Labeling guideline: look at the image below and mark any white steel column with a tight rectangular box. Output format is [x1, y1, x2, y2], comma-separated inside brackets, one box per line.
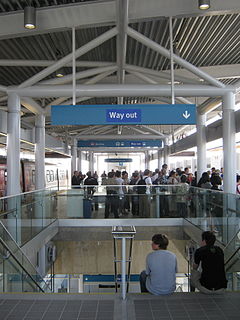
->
[169, 17, 175, 104]
[158, 150, 161, 169]
[196, 112, 207, 182]
[71, 139, 77, 174]
[72, 27, 76, 105]
[64, 142, 69, 155]
[145, 151, 149, 168]
[121, 237, 126, 300]
[222, 92, 236, 194]
[77, 150, 82, 172]
[163, 139, 169, 165]
[7, 93, 21, 195]
[89, 151, 94, 173]
[35, 114, 45, 190]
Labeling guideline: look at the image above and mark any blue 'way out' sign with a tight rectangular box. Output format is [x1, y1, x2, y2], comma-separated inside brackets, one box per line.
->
[51, 104, 196, 125]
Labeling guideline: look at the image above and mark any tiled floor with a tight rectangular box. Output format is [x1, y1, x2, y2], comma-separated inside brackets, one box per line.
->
[0, 298, 114, 320]
[132, 293, 240, 320]
[0, 292, 240, 320]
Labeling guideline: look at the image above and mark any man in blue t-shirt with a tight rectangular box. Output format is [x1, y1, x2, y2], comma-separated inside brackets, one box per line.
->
[140, 234, 177, 295]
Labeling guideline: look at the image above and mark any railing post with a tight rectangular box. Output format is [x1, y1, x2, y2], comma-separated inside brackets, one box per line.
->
[121, 237, 126, 300]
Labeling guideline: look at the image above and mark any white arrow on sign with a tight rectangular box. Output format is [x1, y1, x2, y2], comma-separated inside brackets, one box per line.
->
[182, 110, 190, 119]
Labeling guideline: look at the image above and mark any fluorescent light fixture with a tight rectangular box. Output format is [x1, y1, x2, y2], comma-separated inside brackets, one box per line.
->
[198, 0, 210, 10]
[24, 6, 36, 29]
[56, 69, 64, 77]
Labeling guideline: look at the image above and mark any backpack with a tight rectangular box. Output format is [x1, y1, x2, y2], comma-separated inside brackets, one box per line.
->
[137, 177, 148, 194]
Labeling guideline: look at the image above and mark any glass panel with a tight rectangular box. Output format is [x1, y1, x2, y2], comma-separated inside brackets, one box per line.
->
[49, 273, 189, 293]
[0, 189, 57, 247]
[0, 222, 51, 292]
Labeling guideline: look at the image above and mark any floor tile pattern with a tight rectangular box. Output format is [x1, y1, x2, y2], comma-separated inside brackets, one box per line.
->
[0, 299, 114, 320]
[1, 292, 240, 320]
[133, 294, 240, 320]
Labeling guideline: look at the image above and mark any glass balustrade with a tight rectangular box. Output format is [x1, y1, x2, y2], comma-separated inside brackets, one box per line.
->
[0, 188, 58, 246]
[0, 185, 240, 296]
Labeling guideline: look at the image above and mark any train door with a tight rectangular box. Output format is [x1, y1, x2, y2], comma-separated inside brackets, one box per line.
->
[0, 165, 6, 197]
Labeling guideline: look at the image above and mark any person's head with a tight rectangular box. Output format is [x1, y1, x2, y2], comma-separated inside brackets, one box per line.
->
[151, 234, 169, 250]
[122, 171, 128, 178]
[210, 174, 222, 186]
[132, 172, 139, 179]
[201, 172, 210, 183]
[184, 167, 189, 174]
[202, 231, 216, 247]
[180, 174, 187, 183]
[144, 169, 150, 176]
[115, 170, 121, 178]
[169, 170, 176, 178]
[73, 171, 78, 176]
[108, 171, 115, 178]
[162, 164, 168, 170]
[87, 171, 92, 178]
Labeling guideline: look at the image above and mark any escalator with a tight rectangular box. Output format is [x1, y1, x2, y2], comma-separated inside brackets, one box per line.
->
[0, 221, 52, 293]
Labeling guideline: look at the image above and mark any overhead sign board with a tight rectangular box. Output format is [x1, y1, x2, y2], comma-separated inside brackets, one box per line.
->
[51, 104, 196, 125]
[105, 158, 133, 163]
[77, 140, 163, 148]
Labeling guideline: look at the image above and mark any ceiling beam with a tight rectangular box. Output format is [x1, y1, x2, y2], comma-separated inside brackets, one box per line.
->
[116, 0, 128, 90]
[20, 97, 44, 115]
[0, 1, 239, 40]
[0, 60, 114, 68]
[39, 65, 117, 85]
[126, 64, 201, 85]
[8, 84, 233, 98]
[77, 134, 164, 140]
[18, 27, 118, 88]
[127, 27, 225, 88]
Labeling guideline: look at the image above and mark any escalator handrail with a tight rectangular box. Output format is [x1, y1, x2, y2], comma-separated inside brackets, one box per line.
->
[224, 246, 240, 269]
[0, 236, 45, 292]
[0, 221, 52, 292]
[224, 228, 240, 251]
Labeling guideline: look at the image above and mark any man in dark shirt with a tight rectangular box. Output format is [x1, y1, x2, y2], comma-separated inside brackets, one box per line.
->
[72, 171, 80, 186]
[191, 231, 227, 294]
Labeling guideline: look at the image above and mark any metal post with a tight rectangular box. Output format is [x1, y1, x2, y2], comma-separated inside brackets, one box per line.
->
[157, 150, 161, 169]
[164, 139, 169, 165]
[169, 17, 175, 104]
[196, 111, 207, 182]
[35, 114, 45, 190]
[89, 151, 94, 173]
[77, 150, 82, 172]
[71, 139, 77, 174]
[222, 91, 237, 243]
[72, 26, 76, 105]
[222, 92, 236, 194]
[122, 237, 126, 300]
[7, 93, 21, 196]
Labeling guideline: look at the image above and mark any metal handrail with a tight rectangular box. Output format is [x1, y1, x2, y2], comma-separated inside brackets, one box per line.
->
[112, 226, 136, 299]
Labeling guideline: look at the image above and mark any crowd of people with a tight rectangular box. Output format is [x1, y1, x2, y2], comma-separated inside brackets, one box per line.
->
[71, 165, 227, 219]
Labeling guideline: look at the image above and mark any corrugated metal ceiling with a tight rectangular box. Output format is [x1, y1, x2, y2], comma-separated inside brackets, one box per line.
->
[0, 1, 239, 140]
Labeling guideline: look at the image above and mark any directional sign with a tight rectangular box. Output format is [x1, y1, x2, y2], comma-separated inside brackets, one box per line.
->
[77, 140, 163, 148]
[105, 158, 133, 163]
[51, 104, 196, 125]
